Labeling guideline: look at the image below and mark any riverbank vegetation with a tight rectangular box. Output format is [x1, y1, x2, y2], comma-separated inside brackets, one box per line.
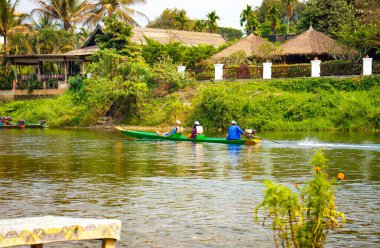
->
[1, 75, 379, 131]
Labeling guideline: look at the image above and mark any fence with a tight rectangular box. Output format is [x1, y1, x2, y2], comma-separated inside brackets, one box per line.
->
[183, 59, 377, 81]
[320, 62, 362, 76]
[272, 64, 310, 78]
[223, 66, 262, 79]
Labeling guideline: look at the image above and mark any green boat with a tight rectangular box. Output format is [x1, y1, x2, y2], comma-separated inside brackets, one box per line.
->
[115, 126, 260, 145]
[0, 117, 47, 129]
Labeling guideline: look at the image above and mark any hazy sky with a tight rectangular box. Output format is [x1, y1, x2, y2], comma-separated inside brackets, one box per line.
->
[16, 0, 263, 30]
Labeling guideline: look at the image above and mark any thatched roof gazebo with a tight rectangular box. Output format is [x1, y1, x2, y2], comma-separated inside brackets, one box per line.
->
[211, 33, 271, 60]
[279, 26, 346, 63]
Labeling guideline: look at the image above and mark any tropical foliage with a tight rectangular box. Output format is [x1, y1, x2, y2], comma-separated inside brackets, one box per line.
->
[84, 0, 148, 28]
[32, 0, 89, 31]
[0, 0, 29, 52]
[255, 149, 346, 248]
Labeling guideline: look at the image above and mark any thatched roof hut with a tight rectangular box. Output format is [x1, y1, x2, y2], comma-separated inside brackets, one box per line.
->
[211, 34, 271, 59]
[279, 26, 345, 59]
[65, 26, 225, 58]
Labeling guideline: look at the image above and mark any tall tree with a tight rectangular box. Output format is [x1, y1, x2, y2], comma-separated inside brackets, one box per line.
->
[85, 0, 148, 28]
[32, 13, 59, 30]
[174, 10, 188, 30]
[299, 0, 356, 36]
[0, 0, 29, 53]
[240, 5, 260, 35]
[32, 0, 89, 30]
[206, 10, 220, 33]
[282, 0, 297, 34]
[267, 6, 281, 35]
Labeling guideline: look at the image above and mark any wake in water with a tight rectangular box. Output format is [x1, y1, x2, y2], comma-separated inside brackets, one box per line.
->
[297, 137, 380, 151]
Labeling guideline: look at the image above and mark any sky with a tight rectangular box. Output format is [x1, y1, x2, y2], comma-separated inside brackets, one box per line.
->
[16, 0, 263, 30]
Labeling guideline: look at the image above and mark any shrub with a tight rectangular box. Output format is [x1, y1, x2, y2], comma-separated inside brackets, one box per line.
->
[255, 149, 346, 248]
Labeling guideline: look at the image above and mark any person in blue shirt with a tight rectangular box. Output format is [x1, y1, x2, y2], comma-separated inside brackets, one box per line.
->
[156, 120, 183, 137]
[227, 120, 244, 140]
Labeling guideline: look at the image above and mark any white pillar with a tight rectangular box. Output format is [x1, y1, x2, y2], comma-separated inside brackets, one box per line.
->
[263, 62, 272, 79]
[214, 64, 224, 81]
[177, 65, 186, 78]
[362, 57, 373, 76]
[311, 60, 321, 77]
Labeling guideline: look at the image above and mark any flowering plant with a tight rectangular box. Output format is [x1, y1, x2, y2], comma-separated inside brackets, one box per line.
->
[255, 149, 345, 248]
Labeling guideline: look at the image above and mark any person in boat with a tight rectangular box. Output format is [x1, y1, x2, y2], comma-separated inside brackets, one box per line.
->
[227, 120, 244, 140]
[157, 120, 184, 137]
[190, 121, 204, 139]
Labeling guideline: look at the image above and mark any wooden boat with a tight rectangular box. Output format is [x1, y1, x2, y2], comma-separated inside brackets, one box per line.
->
[0, 119, 47, 129]
[115, 126, 260, 145]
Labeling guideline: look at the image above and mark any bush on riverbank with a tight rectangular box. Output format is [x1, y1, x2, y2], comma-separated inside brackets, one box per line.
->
[0, 76, 379, 130]
[188, 76, 380, 131]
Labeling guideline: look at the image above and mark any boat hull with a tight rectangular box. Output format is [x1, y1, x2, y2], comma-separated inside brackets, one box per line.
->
[0, 124, 47, 129]
[115, 127, 260, 145]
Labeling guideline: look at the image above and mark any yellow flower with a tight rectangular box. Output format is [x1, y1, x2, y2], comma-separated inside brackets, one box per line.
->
[295, 184, 301, 190]
[337, 173, 345, 180]
[314, 166, 321, 172]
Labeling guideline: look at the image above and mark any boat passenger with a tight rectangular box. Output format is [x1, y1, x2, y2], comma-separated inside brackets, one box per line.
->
[190, 121, 204, 138]
[156, 120, 183, 137]
[227, 121, 244, 140]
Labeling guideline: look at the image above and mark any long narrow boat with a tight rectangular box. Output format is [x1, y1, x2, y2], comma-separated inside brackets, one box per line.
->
[115, 126, 260, 145]
[0, 122, 47, 129]
[0, 124, 47, 129]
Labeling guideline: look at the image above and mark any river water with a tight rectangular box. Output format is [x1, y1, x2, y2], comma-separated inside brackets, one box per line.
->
[0, 129, 379, 247]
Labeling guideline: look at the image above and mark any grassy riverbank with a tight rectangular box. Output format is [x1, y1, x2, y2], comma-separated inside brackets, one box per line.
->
[0, 76, 379, 131]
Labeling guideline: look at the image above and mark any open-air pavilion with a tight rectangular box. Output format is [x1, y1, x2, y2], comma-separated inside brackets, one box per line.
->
[6, 54, 83, 91]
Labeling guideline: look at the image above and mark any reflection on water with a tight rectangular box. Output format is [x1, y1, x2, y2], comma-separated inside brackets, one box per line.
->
[0, 129, 379, 247]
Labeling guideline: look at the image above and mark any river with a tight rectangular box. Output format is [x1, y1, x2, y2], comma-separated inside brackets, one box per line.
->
[0, 128, 379, 247]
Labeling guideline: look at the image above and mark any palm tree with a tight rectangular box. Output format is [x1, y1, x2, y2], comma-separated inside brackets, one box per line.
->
[240, 5, 259, 35]
[267, 6, 281, 36]
[193, 19, 206, 32]
[206, 10, 220, 33]
[32, 13, 59, 30]
[32, 0, 90, 31]
[0, 0, 29, 54]
[282, 0, 297, 34]
[84, 0, 148, 28]
[174, 10, 188, 30]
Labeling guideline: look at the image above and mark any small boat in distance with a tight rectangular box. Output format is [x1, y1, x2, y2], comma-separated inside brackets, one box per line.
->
[0, 117, 47, 129]
[115, 126, 260, 145]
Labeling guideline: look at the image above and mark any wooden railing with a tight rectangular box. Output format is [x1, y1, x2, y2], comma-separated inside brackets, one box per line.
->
[272, 64, 310, 78]
[373, 62, 380, 74]
[224, 66, 263, 79]
[320, 62, 362, 76]
[186, 68, 214, 81]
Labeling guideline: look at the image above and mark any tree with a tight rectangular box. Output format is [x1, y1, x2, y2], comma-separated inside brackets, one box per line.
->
[94, 16, 142, 60]
[282, 0, 297, 34]
[240, 5, 260, 35]
[0, 0, 29, 53]
[32, 0, 89, 31]
[84, 0, 148, 28]
[216, 27, 243, 41]
[206, 10, 220, 33]
[267, 6, 281, 36]
[31, 13, 59, 30]
[174, 10, 189, 30]
[298, 0, 356, 36]
[193, 19, 206, 32]
[147, 8, 183, 30]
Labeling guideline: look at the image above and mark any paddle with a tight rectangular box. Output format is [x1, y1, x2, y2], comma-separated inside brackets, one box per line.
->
[253, 136, 281, 144]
